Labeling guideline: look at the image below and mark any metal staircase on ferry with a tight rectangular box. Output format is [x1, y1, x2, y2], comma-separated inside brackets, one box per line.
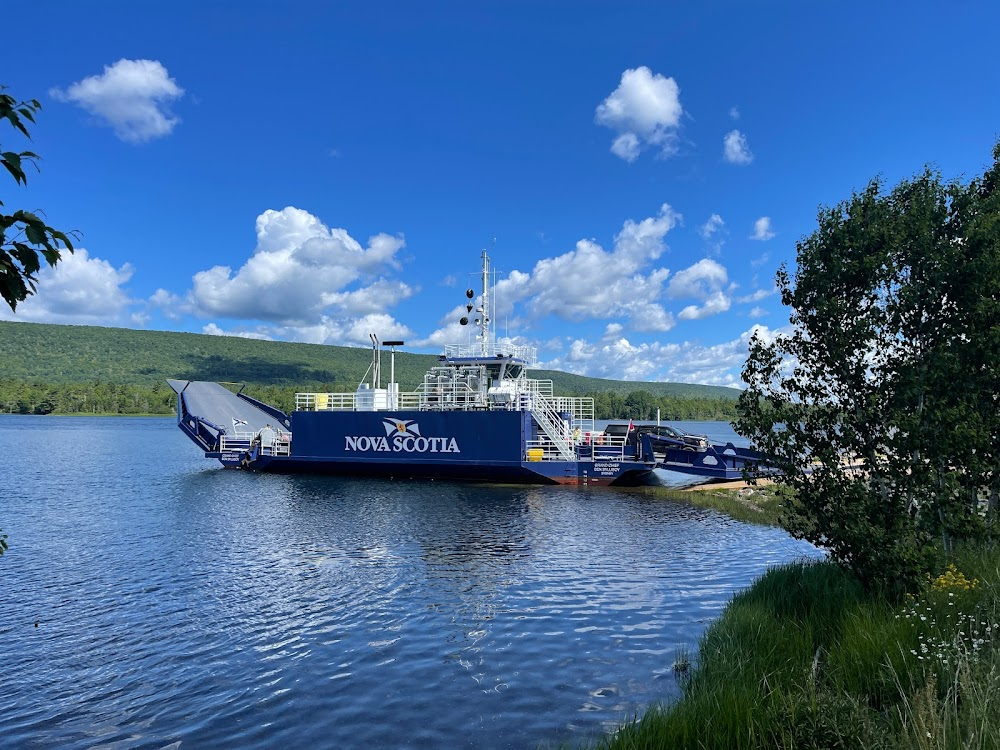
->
[529, 397, 576, 461]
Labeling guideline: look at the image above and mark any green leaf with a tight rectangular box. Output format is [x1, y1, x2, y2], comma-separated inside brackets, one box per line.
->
[49, 229, 76, 251]
[11, 243, 41, 275]
[5, 110, 29, 138]
[24, 222, 47, 245]
[2, 151, 21, 170]
[40, 248, 62, 265]
[13, 210, 41, 223]
[1, 157, 26, 185]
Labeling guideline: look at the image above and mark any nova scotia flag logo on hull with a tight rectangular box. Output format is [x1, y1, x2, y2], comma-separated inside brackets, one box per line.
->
[383, 419, 421, 437]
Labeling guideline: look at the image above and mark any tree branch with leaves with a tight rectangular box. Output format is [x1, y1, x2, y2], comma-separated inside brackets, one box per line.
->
[1, 85, 78, 312]
[736, 143, 1000, 593]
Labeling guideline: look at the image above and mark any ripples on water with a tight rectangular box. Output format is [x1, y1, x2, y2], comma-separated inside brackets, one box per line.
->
[0, 417, 818, 749]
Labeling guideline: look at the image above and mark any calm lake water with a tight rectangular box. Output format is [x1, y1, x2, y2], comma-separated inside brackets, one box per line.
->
[1, 417, 817, 749]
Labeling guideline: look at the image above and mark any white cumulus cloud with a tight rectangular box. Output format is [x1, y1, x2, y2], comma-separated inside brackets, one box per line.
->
[542, 324, 783, 387]
[699, 214, 725, 240]
[699, 213, 727, 255]
[595, 67, 683, 162]
[154, 207, 415, 346]
[668, 258, 728, 299]
[750, 216, 775, 240]
[498, 205, 679, 325]
[736, 287, 775, 304]
[0, 249, 134, 325]
[678, 291, 732, 320]
[51, 59, 184, 143]
[610, 132, 641, 162]
[268, 313, 413, 347]
[202, 323, 273, 340]
[321, 279, 415, 315]
[181, 206, 406, 324]
[668, 258, 733, 321]
[415, 205, 682, 347]
[723, 129, 753, 165]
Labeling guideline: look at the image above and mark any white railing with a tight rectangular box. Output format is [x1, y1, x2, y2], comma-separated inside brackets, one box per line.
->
[578, 433, 631, 460]
[523, 432, 631, 462]
[296, 391, 426, 411]
[220, 429, 292, 457]
[397, 392, 423, 409]
[525, 438, 575, 461]
[549, 395, 594, 436]
[416, 374, 487, 411]
[444, 341, 537, 365]
[293, 379, 595, 436]
[522, 378, 553, 397]
[296, 392, 357, 411]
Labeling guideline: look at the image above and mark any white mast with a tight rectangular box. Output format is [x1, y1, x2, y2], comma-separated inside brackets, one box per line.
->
[478, 248, 491, 355]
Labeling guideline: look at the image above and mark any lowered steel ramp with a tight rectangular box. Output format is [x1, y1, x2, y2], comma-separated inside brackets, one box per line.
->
[167, 380, 290, 453]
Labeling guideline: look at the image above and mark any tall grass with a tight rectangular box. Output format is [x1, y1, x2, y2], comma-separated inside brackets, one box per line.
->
[591, 545, 1000, 749]
[638, 483, 791, 527]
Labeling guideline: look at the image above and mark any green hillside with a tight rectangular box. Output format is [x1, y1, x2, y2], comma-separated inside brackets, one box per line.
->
[0, 320, 434, 389]
[0, 321, 740, 417]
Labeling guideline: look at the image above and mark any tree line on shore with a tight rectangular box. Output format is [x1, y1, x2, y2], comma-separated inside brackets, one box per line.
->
[0, 380, 175, 416]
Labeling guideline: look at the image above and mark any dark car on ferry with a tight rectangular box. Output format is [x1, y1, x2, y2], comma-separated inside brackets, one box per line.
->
[604, 423, 710, 451]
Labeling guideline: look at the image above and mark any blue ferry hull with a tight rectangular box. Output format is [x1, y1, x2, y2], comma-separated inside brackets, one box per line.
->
[236, 454, 653, 486]
[169, 380, 773, 485]
[213, 408, 654, 486]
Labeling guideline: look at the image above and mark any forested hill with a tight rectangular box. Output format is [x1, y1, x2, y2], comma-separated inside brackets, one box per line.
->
[0, 321, 435, 389]
[0, 321, 740, 416]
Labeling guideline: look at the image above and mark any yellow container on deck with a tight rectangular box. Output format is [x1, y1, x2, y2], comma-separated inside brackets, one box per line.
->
[527, 448, 544, 462]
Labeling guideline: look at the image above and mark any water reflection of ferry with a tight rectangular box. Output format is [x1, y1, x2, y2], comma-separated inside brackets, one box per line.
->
[169, 251, 767, 485]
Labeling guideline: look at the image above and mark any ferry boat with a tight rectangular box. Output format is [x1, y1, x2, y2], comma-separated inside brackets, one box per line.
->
[169, 250, 770, 485]
[169, 250, 660, 485]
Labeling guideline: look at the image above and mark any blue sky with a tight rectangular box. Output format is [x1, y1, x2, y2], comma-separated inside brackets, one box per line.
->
[4, 1, 998, 386]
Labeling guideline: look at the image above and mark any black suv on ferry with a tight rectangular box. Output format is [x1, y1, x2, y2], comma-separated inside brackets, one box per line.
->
[604, 423, 710, 451]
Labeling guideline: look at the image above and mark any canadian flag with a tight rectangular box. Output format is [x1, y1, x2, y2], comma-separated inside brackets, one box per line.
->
[628, 419, 634, 433]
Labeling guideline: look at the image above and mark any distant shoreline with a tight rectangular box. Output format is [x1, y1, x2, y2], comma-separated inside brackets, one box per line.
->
[0, 413, 173, 418]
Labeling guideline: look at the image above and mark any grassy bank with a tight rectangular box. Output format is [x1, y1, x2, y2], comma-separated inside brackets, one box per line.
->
[635, 482, 792, 527]
[591, 547, 1000, 749]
